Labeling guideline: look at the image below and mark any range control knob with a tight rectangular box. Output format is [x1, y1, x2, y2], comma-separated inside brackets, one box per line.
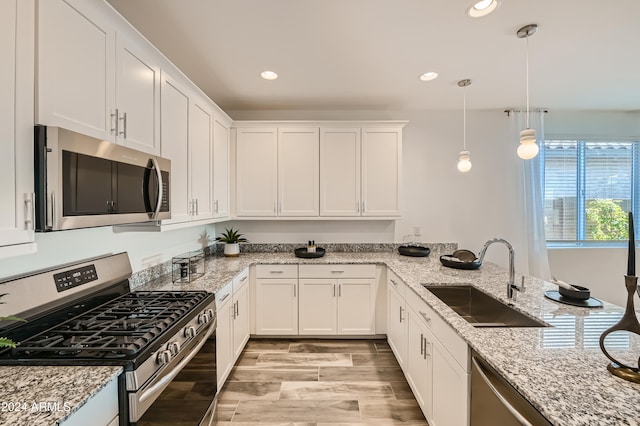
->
[167, 341, 181, 355]
[198, 313, 208, 324]
[156, 349, 172, 366]
[206, 308, 215, 320]
[184, 326, 196, 338]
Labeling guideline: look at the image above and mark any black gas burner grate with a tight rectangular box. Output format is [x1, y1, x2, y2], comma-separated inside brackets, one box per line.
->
[9, 291, 210, 359]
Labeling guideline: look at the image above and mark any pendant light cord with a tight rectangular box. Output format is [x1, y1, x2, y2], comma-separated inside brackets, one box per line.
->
[463, 86, 467, 150]
[526, 35, 530, 129]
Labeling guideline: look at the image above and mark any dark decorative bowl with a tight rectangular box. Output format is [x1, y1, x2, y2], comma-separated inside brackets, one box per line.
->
[439, 254, 482, 270]
[558, 284, 590, 300]
[294, 247, 326, 258]
[398, 245, 431, 257]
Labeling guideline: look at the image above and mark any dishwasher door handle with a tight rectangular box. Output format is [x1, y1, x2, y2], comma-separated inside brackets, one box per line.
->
[471, 356, 534, 426]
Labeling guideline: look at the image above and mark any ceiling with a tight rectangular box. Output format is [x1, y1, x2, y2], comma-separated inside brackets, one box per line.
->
[107, 0, 640, 112]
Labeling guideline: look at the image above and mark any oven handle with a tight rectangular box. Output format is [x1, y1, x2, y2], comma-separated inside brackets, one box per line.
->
[139, 317, 216, 404]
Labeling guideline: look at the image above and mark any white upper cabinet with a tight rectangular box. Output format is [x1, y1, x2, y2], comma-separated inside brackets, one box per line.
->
[320, 128, 361, 216]
[160, 73, 214, 224]
[189, 97, 213, 221]
[213, 118, 231, 219]
[36, 0, 160, 154]
[114, 31, 160, 154]
[361, 128, 402, 216]
[0, 0, 36, 257]
[233, 122, 405, 220]
[235, 128, 278, 216]
[278, 128, 319, 216]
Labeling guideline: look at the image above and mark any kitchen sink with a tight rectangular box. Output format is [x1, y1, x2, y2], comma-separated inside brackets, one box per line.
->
[422, 285, 548, 328]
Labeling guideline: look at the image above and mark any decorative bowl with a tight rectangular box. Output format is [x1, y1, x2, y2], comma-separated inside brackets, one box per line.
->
[558, 284, 591, 300]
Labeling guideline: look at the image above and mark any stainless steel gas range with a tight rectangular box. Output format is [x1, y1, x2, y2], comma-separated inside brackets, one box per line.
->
[0, 253, 217, 425]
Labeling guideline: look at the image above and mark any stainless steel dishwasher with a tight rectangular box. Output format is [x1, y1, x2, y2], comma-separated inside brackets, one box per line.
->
[471, 350, 552, 426]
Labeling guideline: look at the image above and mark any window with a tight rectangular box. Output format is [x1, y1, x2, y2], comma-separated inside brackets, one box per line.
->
[543, 140, 639, 244]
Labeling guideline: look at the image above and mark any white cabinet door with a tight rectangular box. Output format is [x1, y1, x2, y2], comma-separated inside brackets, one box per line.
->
[216, 295, 233, 390]
[406, 308, 433, 422]
[387, 285, 407, 369]
[432, 340, 469, 426]
[361, 128, 402, 216]
[337, 278, 376, 335]
[232, 279, 250, 359]
[0, 0, 35, 256]
[160, 73, 190, 224]
[115, 32, 160, 154]
[213, 118, 230, 219]
[37, 0, 115, 140]
[255, 278, 298, 335]
[298, 279, 337, 335]
[278, 128, 319, 216]
[189, 98, 213, 220]
[319, 128, 361, 216]
[236, 128, 278, 216]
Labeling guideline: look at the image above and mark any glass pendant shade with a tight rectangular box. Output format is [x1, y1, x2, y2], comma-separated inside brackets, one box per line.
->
[457, 150, 472, 172]
[517, 128, 539, 159]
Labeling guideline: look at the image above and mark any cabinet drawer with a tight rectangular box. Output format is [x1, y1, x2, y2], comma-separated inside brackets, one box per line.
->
[255, 264, 298, 278]
[233, 267, 249, 291]
[216, 280, 233, 308]
[387, 268, 405, 299]
[406, 288, 469, 372]
[299, 264, 375, 279]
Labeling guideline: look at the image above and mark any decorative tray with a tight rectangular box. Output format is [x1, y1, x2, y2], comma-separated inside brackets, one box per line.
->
[544, 291, 603, 308]
[398, 245, 431, 257]
[294, 247, 326, 258]
[439, 254, 482, 270]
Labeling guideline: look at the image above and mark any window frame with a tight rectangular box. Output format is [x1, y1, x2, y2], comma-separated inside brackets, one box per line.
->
[542, 138, 640, 247]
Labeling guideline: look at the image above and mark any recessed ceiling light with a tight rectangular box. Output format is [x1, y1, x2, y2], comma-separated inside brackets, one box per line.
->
[260, 70, 278, 80]
[467, 0, 499, 17]
[419, 71, 438, 81]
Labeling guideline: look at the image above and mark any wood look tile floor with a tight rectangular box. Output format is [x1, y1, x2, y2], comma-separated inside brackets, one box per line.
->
[216, 339, 429, 425]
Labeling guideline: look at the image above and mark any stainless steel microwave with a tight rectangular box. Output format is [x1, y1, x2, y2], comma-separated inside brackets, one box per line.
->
[34, 126, 171, 231]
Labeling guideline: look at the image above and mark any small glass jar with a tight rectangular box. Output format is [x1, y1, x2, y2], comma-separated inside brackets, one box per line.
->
[172, 250, 205, 283]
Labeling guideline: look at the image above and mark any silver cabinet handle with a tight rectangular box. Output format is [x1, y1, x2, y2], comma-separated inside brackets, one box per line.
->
[338, 284, 341, 297]
[333, 284, 336, 297]
[419, 311, 431, 323]
[399, 306, 404, 323]
[330, 270, 344, 273]
[390, 279, 398, 287]
[214, 200, 219, 214]
[270, 270, 284, 274]
[119, 111, 127, 139]
[240, 276, 248, 282]
[234, 300, 239, 319]
[111, 108, 119, 135]
[420, 333, 424, 355]
[24, 193, 35, 230]
[423, 338, 430, 359]
[195, 198, 198, 216]
[218, 293, 230, 303]
[293, 284, 296, 298]
[356, 201, 360, 212]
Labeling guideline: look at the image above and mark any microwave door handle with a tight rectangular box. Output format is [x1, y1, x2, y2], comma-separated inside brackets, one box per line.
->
[149, 158, 163, 219]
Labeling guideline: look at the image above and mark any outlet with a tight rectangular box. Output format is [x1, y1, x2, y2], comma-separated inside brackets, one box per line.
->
[413, 226, 422, 237]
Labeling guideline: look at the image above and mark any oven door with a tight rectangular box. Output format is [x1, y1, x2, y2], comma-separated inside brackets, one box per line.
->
[129, 317, 217, 425]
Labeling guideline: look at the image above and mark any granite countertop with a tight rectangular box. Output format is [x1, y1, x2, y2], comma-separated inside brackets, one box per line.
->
[0, 365, 121, 426]
[4, 250, 637, 426]
[139, 251, 640, 426]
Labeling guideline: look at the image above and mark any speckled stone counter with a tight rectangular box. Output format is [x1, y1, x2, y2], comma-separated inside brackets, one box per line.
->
[137, 251, 640, 426]
[0, 365, 121, 426]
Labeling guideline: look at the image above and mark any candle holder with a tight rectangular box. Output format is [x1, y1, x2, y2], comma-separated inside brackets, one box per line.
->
[598, 275, 640, 384]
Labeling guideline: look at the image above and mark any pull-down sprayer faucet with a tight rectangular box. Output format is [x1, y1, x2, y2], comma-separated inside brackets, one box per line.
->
[478, 238, 521, 300]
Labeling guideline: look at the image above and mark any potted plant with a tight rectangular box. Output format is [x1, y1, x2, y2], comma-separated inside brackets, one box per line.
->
[0, 293, 25, 348]
[215, 228, 248, 257]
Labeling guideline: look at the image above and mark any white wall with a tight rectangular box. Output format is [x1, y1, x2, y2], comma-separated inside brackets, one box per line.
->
[0, 224, 216, 279]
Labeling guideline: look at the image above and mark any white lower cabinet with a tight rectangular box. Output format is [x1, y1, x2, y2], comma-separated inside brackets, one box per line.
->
[388, 268, 470, 426]
[216, 268, 250, 389]
[387, 272, 407, 369]
[298, 265, 376, 336]
[254, 265, 299, 335]
[406, 307, 433, 417]
[60, 376, 118, 426]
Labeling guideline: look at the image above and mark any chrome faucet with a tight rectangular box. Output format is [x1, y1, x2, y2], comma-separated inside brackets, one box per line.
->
[478, 238, 521, 300]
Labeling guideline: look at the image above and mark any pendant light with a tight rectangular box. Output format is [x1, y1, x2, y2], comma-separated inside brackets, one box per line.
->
[516, 24, 539, 160]
[457, 79, 472, 173]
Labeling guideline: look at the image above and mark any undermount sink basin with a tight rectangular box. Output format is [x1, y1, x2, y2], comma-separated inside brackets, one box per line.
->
[422, 285, 548, 328]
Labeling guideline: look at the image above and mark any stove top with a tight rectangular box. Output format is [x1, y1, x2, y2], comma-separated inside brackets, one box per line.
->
[7, 291, 211, 360]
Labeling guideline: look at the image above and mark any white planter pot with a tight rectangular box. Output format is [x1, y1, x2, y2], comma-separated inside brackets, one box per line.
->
[224, 243, 240, 257]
